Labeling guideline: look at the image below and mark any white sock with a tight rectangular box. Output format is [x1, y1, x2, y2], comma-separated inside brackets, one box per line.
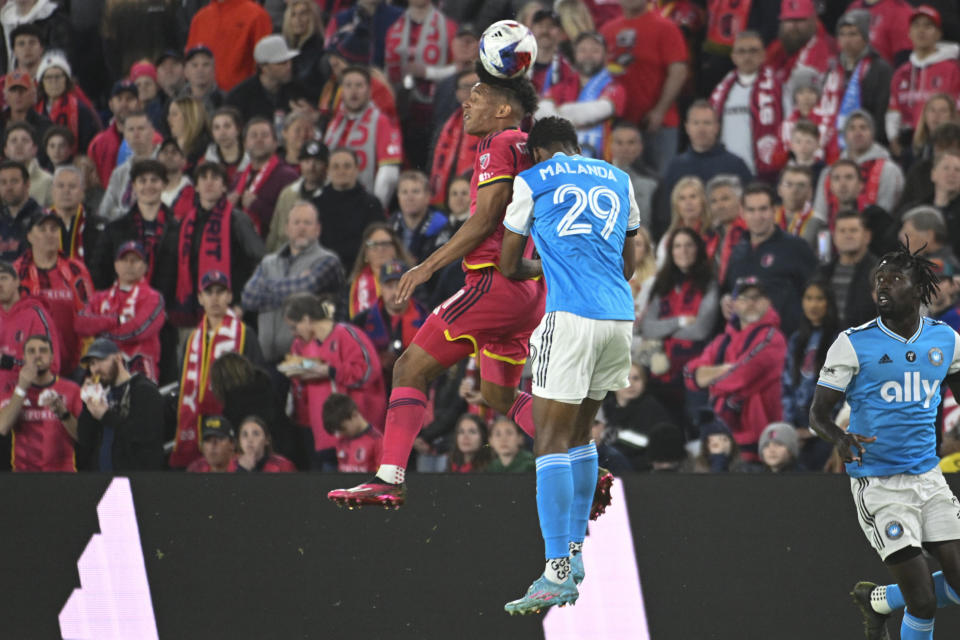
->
[569, 541, 583, 556]
[871, 585, 893, 615]
[376, 464, 405, 484]
[544, 557, 571, 584]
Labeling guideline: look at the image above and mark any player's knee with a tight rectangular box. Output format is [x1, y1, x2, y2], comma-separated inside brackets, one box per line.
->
[391, 351, 419, 388]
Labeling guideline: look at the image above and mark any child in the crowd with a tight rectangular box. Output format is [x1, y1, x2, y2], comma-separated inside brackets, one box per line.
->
[487, 417, 534, 472]
[692, 412, 744, 473]
[322, 393, 383, 474]
[787, 119, 827, 186]
[756, 422, 804, 473]
[234, 416, 296, 472]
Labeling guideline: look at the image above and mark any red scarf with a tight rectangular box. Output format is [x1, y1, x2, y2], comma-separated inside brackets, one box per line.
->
[131, 205, 169, 283]
[710, 66, 783, 176]
[429, 106, 479, 206]
[40, 93, 80, 154]
[656, 280, 707, 381]
[174, 197, 232, 320]
[349, 265, 379, 317]
[816, 57, 873, 163]
[704, 0, 752, 52]
[716, 217, 748, 285]
[232, 154, 280, 235]
[171, 310, 246, 468]
[824, 158, 884, 229]
[56, 206, 86, 260]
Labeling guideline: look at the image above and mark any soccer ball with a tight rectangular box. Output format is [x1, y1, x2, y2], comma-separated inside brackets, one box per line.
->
[479, 20, 538, 79]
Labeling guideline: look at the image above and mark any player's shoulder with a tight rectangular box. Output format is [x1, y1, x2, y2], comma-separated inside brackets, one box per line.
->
[921, 316, 960, 341]
[844, 319, 879, 337]
[482, 127, 527, 151]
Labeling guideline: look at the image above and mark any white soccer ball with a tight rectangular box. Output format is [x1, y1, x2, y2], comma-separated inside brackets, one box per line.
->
[479, 20, 538, 79]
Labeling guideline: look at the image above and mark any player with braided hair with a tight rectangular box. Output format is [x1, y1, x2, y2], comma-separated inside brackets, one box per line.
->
[810, 241, 960, 640]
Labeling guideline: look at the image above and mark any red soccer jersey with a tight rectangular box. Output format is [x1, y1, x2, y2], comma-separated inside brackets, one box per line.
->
[0, 372, 80, 471]
[336, 427, 382, 473]
[849, 0, 914, 64]
[600, 10, 688, 127]
[889, 52, 960, 130]
[464, 128, 533, 270]
[14, 256, 94, 376]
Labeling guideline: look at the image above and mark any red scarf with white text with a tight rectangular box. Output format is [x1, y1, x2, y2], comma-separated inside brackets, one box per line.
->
[171, 310, 246, 468]
[710, 67, 783, 175]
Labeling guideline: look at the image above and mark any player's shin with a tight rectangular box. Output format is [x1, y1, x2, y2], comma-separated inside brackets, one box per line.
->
[535, 453, 574, 584]
[376, 387, 428, 484]
[568, 442, 599, 548]
[933, 571, 960, 608]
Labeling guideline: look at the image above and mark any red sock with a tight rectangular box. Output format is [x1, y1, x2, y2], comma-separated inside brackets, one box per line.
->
[508, 392, 536, 438]
[378, 387, 428, 468]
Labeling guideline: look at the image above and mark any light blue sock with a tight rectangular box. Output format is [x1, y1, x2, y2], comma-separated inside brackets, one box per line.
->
[880, 572, 959, 612]
[900, 611, 934, 639]
[535, 453, 573, 560]
[568, 442, 598, 546]
[934, 571, 960, 608]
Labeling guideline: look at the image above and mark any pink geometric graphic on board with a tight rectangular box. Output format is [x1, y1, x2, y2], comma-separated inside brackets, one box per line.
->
[543, 478, 650, 639]
[59, 477, 159, 640]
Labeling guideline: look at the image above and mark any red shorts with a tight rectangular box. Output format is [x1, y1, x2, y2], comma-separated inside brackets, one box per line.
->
[413, 268, 546, 387]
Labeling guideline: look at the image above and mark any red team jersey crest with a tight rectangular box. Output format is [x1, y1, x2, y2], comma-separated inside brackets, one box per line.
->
[464, 128, 533, 270]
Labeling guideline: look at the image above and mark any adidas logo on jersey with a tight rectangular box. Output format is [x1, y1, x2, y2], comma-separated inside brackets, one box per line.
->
[880, 372, 940, 409]
[879, 354, 893, 364]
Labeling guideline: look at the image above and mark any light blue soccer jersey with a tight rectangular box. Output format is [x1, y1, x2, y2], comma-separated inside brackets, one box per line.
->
[503, 153, 640, 321]
[817, 317, 960, 477]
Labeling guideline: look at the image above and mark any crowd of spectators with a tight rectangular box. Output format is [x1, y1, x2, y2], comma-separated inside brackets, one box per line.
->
[2, 0, 960, 475]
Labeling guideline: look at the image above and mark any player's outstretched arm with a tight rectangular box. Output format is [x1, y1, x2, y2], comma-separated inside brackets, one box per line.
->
[809, 385, 874, 466]
[499, 229, 542, 280]
[395, 181, 515, 304]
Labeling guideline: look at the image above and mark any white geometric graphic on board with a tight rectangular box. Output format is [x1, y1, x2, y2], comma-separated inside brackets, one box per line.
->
[543, 478, 650, 639]
[59, 477, 159, 640]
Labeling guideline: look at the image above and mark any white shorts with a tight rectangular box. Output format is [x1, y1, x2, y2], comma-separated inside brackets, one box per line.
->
[850, 467, 960, 561]
[528, 310, 632, 404]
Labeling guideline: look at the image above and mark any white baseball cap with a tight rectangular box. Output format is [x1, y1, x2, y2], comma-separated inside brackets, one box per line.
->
[254, 35, 299, 64]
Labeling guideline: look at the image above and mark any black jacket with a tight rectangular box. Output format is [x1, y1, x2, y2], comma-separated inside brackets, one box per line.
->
[816, 252, 879, 329]
[224, 75, 309, 123]
[725, 227, 817, 336]
[91, 204, 180, 299]
[77, 373, 166, 471]
[187, 201, 265, 308]
[314, 183, 384, 270]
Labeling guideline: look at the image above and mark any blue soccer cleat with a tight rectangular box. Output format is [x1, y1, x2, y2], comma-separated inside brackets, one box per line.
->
[571, 553, 585, 586]
[504, 574, 579, 615]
